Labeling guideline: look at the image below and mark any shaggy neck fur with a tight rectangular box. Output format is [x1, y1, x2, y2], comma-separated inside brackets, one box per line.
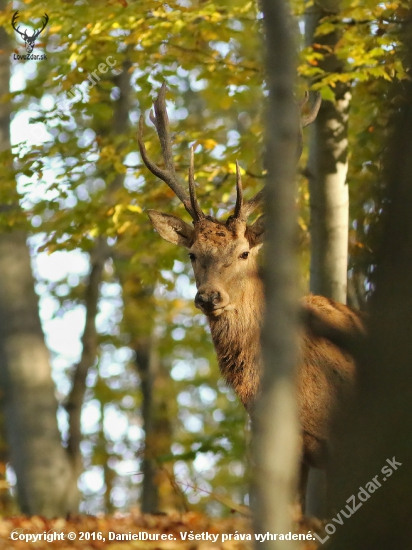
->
[208, 271, 264, 410]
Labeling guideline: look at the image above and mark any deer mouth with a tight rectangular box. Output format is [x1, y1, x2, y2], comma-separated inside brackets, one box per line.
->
[208, 306, 226, 317]
[195, 304, 225, 316]
[199, 304, 234, 317]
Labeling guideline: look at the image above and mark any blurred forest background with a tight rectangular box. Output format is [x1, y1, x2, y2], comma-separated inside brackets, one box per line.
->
[0, 0, 407, 518]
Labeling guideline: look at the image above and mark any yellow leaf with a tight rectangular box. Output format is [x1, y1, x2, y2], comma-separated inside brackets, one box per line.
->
[228, 162, 245, 175]
[203, 139, 218, 150]
[210, 12, 223, 23]
[127, 204, 142, 213]
[173, 20, 184, 32]
[239, 2, 253, 13]
[113, 204, 122, 225]
[117, 221, 131, 234]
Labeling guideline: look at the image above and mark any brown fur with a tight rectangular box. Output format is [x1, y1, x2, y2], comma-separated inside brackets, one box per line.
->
[148, 213, 364, 508]
[208, 272, 263, 409]
[139, 83, 333, 510]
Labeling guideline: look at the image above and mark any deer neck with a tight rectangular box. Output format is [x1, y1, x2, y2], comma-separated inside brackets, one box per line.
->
[207, 274, 264, 410]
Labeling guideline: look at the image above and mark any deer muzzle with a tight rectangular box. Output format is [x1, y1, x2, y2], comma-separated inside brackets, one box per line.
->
[195, 285, 230, 316]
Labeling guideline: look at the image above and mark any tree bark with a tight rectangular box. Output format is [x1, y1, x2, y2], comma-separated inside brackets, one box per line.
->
[134, 336, 158, 513]
[118, 273, 180, 513]
[134, 334, 179, 513]
[305, 0, 350, 304]
[0, 7, 77, 517]
[66, 239, 108, 481]
[252, 1, 301, 547]
[304, 0, 350, 517]
[327, 16, 412, 549]
[0, 234, 79, 516]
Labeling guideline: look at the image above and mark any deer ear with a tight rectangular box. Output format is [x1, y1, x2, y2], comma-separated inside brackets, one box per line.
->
[147, 210, 195, 248]
[246, 215, 265, 248]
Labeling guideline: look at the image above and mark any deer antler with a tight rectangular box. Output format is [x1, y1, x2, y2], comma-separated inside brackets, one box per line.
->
[301, 92, 322, 128]
[233, 161, 243, 219]
[11, 11, 24, 38]
[240, 189, 264, 219]
[137, 82, 201, 220]
[232, 92, 322, 220]
[298, 90, 310, 110]
[32, 13, 49, 40]
[231, 160, 263, 220]
[188, 146, 206, 221]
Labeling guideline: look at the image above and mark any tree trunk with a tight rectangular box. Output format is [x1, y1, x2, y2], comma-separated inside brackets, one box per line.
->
[135, 337, 166, 512]
[252, 1, 301, 547]
[304, 0, 350, 516]
[66, 239, 108, 482]
[0, 1, 12, 515]
[135, 336, 159, 513]
[326, 17, 412, 549]
[0, 412, 14, 514]
[0, 8, 77, 517]
[305, 0, 350, 304]
[0, 235, 78, 516]
[134, 330, 181, 513]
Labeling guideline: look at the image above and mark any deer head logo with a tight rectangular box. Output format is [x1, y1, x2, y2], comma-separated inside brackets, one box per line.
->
[11, 11, 49, 54]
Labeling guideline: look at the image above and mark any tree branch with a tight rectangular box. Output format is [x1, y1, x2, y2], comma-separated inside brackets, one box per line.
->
[65, 238, 109, 475]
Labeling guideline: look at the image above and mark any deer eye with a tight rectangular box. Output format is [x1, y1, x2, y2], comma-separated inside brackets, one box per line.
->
[240, 251, 249, 260]
[188, 253, 196, 261]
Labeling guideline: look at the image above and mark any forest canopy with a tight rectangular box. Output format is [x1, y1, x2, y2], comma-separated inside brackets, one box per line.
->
[0, 0, 408, 520]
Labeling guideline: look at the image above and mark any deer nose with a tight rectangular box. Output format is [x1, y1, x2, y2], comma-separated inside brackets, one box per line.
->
[195, 287, 230, 314]
[196, 291, 221, 307]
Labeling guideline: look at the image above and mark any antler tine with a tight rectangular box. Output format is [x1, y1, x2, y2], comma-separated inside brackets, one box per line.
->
[152, 83, 174, 168]
[188, 146, 205, 221]
[137, 82, 195, 219]
[242, 189, 264, 219]
[237, 92, 321, 220]
[301, 92, 322, 128]
[11, 11, 22, 35]
[298, 90, 309, 110]
[233, 161, 244, 219]
[34, 13, 49, 37]
[230, 92, 322, 221]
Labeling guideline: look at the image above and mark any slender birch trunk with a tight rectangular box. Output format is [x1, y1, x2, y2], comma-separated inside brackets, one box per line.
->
[252, 1, 301, 547]
[304, 0, 350, 516]
[305, 0, 350, 304]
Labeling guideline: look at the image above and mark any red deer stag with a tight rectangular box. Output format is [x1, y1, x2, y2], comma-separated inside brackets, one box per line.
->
[138, 84, 364, 510]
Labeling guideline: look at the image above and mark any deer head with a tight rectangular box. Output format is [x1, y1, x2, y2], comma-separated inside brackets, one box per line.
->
[138, 84, 320, 317]
[12, 11, 49, 54]
[146, 181, 264, 316]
